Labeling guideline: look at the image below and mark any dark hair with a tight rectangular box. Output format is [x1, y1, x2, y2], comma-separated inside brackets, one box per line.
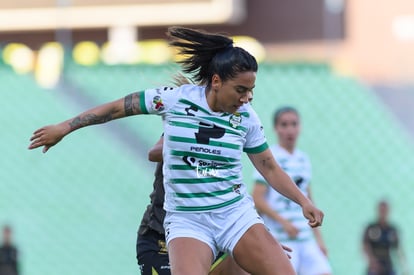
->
[167, 27, 258, 88]
[273, 106, 300, 126]
[170, 72, 192, 87]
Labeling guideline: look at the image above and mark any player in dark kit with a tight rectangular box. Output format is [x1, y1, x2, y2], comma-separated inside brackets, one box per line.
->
[136, 160, 169, 274]
[362, 200, 408, 275]
[0, 226, 19, 275]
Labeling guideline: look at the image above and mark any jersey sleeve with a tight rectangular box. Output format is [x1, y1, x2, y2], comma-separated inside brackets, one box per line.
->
[138, 86, 180, 115]
[243, 106, 268, 154]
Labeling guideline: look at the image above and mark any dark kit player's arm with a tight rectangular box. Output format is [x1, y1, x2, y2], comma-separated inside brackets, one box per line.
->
[148, 136, 164, 162]
[29, 92, 143, 153]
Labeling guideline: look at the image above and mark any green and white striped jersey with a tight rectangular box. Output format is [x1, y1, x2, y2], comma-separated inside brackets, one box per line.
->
[139, 84, 268, 212]
[253, 144, 313, 242]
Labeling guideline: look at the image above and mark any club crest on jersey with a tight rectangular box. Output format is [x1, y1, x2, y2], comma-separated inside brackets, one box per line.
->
[229, 112, 242, 128]
[152, 95, 164, 111]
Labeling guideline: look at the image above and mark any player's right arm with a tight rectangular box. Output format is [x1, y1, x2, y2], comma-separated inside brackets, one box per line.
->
[28, 92, 143, 153]
[252, 182, 299, 238]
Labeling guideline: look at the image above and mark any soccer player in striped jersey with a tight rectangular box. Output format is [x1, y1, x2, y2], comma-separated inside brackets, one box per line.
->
[252, 106, 331, 275]
[29, 27, 323, 275]
[137, 135, 250, 275]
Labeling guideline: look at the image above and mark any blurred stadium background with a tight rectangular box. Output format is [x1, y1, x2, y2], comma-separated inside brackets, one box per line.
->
[1, 0, 414, 274]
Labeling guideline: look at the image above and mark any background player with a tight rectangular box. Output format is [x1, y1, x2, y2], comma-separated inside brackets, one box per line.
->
[362, 200, 409, 275]
[0, 225, 19, 275]
[252, 106, 331, 275]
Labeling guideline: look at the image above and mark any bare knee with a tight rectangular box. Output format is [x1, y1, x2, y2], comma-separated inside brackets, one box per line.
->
[233, 224, 295, 275]
[169, 237, 213, 275]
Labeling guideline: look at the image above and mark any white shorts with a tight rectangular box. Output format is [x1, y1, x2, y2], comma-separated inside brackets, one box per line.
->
[163, 196, 263, 258]
[281, 238, 331, 275]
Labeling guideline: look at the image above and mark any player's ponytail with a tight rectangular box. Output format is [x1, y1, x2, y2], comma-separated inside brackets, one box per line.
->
[167, 27, 258, 88]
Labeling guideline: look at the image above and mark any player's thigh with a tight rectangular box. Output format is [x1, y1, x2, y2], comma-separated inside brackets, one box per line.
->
[169, 237, 214, 275]
[299, 240, 332, 275]
[233, 223, 295, 275]
[138, 250, 171, 275]
[209, 253, 249, 275]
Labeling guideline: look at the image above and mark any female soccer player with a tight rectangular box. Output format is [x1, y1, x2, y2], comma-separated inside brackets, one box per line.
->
[137, 89, 254, 275]
[29, 27, 323, 275]
[252, 106, 331, 275]
[138, 136, 250, 275]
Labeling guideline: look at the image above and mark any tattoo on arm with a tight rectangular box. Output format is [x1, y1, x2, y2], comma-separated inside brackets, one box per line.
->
[261, 156, 273, 169]
[124, 92, 140, 116]
[69, 113, 113, 130]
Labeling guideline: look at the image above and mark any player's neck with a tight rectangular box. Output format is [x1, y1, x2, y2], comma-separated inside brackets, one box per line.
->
[205, 88, 221, 112]
[280, 143, 295, 154]
[378, 218, 388, 227]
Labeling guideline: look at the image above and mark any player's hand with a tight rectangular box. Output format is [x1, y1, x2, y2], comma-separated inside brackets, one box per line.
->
[28, 124, 67, 153]
[302, 202, 324, 228]
[281, 220, 299, 238]
[280, 244, 292, 259]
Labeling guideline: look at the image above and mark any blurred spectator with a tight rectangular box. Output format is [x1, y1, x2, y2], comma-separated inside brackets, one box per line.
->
[362, 200, 409, 275]
[0, 226, 19, 275]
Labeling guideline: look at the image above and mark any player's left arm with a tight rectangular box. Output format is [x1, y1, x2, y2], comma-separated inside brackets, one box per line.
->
[307, 186, 328, 256]
[248, 149, 324, 227]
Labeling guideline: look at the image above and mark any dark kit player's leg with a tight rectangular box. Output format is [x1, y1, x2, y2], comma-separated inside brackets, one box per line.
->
[137, 231, 170, 275]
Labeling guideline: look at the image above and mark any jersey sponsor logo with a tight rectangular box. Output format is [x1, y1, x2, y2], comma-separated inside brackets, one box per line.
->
[233, 184, 241, 194]
[157, 240, 168, 254]
[367, 227, 381, 240]
[152, 95, 165, 111]
[196, 164, 220, 177]
[189, 146, 221, 155]
[182, 156, 222, 178]
[182, 156, 223, 169]
[185, 105, 198, 116]
[229, 112, 242, 128]
[195, 122, 225, 144]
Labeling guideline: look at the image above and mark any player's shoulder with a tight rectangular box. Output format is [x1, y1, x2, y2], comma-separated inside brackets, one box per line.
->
[146, 84, 200, 96]
[172, 84, 206, 103]
[178, 83, 203, 95]
[387, 223, 399, 233]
